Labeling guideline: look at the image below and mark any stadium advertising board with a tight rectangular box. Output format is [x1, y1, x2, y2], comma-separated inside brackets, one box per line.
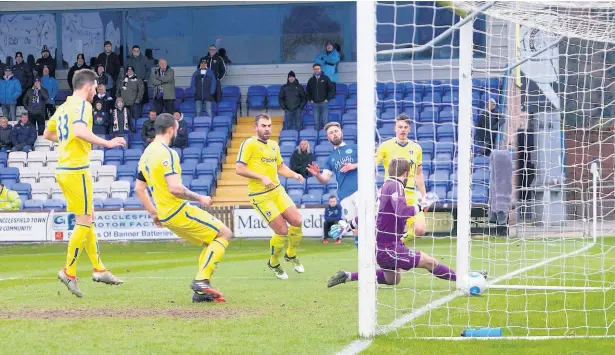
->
[234, 208, 326, 238]
[51, 211, 179, 241]
[0, 212, 49, 242]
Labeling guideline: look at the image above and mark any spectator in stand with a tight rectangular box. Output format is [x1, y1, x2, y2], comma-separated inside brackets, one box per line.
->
[126, 45, 151, 103]
[172, 110, 188, 149]
[0, 116, 12, 151]
[110, 97, 134, 142]
[92, 101, 110, 135]
[476, 97, 500, 157]
[96, 63, 114, 94]
[323, 195, 342, 244]
[0, 67, 22, 121]
[199, 45, 227, 81]
[93, 83, 114, 114]
[23, 77, 49, 135]
[97, 40, 121, 82]
[12, 52, 33, 106]
[306, 63, 336, 131]
[218, 48, 232, 65]
[191, 59, 216, 117]
[41, 66, 58, 118]
[314, 40, 341, 83]
[145, 48, 158, 67]
[141, 109, 157, 149]
[116, 66, 144, 121]
[67, 54, 89, 92]
[150, 58, 175, 114]
[290, 139, 313, 179]
[35, 45, 56, 78]
[279, 71, 306, 130]
[0, 183, 21, 211]
[11, 112, 36, 152]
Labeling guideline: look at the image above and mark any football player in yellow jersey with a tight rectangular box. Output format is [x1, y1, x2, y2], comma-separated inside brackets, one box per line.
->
[375, 113, 427, 245]
[134, 113, 233, 303]
[236, 113, 305, 280]
[43, 69, 126, 298]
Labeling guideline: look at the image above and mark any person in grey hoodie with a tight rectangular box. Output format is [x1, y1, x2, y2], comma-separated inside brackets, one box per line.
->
[116, 66, 144, 120]
[150, 58, 175, 114]
[126, 45, 151, 102]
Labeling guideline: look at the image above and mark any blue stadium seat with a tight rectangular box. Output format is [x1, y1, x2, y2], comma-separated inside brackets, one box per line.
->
[472, 185, 489, 204]
[279, 130, 299, 146]
[183, 147, 202, 165]
[103, 198, 124, 209]
[288, 190, 303, 205]
[306, 176, 325, 194]
[376, 82, 386, 100]
[55, 90, 71, 105]
[123, 197, 143, 209]
[23, 199, 43, 211]
[196, 162, 217, 178]
[431, 168, 451, 187]
[104, 150, 124, 166]
[175, 88, 185, 100]
[446, 184, 458, 204]
[123, 149, 142, 164]
[247, 85, 267, 112]
[182, 116, 194, 130]
[135, 118, 146, 132]
[212, 116, 232, 132]
[184, 87, 195, 100]
[328, 112, 341, 124]
[43, 199, 65, 210]
[437, 124, 456, 140]
[182, 175, 194, 187]
[201, 149, 222, 162]
[181, 162, 197, 178]
[180, 101, 196, 116]
[302, 192, 323, 206]
[315, 143, 333, 158]
[171, 147, 183, 162]
[93, 198, 105, 209]
[0, 152, 7, 167]
[267, 85, 281, 109]
[191, 178, 211, 195]
[433, 185, 449, 203]
[376, 175, 385, 188]
[188, 131, 208, 149]
[342, 112, 357, 127]
[217, 101, 237, 118]
[299, 129, 318, 142]
[349, 83, 358, 99]
[336, 83, 348, 98]
[193, 116, 212, 132]
[302, 114, 314, 129]
[326, 175, 338, 192]
[281, 145, 295, 158]
[286, 179, 305, 193]
[344, 127, 357, 142]
[207, 131, 228, 147]
[419, 141, 434, 156]
[435, 142, 456, 156]
[439, 106, 457, 123]
[316, 156, 328, 168]
[117, 164, 137, 182]
[13, 182, 31, 200]
[416, 125, 435, 140]
[419, 107, 439, 123]
[329, 95, 346, 112]
[222, 86, 241, 104]
[474, 155, 489, 167]
[317, 129, 328, 145]
[472, 167, 490, 183]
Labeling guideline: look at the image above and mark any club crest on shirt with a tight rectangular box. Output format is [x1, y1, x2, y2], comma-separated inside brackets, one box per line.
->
[345, 149, 353, 154]
[162, 160, 169, 167]
[266, 211, 272, 217]
[391, 191, 399, 201]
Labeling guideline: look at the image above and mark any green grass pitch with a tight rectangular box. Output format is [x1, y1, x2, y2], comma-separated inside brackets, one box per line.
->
[1, 238, 614, 355]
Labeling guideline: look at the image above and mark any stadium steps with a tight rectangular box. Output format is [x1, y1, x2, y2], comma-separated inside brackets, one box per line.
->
[213, 116, 283, 206]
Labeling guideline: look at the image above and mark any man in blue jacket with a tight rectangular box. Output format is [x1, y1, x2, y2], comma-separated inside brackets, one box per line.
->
[11, 112, 37, 152]
[0, 67, 22, 121]
[41, 65, 58, 118]
[314, 40, 341, 83]
[191, 60, 216, 117]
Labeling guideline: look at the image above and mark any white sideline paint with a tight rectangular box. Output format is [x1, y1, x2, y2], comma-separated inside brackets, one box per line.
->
[337, 240, 600, 354]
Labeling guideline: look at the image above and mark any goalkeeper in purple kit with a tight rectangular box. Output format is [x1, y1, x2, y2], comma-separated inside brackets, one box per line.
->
[327, 157, 457, 287]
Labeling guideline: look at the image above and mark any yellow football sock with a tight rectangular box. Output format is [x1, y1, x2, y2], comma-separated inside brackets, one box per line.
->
[84, 227, 106, 272]
[195, 238, 229, 281]
[286, 225, 303, 258]
[269, 234, 287, 266]
[64, 224, 90, 277]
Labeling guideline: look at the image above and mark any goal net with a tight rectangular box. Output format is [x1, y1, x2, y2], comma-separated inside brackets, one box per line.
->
[356, 0, 615, 339]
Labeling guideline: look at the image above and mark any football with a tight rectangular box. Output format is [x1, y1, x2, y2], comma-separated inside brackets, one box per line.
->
[462, 272, 487, 296]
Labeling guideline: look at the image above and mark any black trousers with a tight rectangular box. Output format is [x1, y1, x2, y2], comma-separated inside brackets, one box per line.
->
[154, 99, 174, 114]
[46, 104, 56, 120]
[30, 113, 46, 135]
[323, 220, 337, 239]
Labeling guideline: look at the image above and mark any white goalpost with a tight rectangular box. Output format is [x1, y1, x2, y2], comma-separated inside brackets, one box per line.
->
[356, 0, 615, 340]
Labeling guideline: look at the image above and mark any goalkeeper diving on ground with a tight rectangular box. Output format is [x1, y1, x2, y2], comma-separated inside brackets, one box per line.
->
[327, 157, 483, 287]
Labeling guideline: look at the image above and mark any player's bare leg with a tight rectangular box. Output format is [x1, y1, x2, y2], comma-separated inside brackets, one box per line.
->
[281, 206, 304, 273]
[267, 215, 290, 279]
[192, 226, 233, 303]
